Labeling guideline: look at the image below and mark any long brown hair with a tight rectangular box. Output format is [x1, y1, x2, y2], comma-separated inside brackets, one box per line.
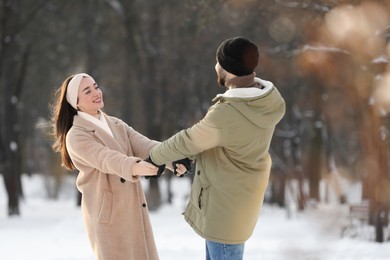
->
[50, 75, 77, 170]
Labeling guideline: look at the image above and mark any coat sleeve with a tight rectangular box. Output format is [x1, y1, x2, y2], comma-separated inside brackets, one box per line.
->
[66, 129, 140, 182]
[126, 126, 160, 160]
[150, 104, 225, 165]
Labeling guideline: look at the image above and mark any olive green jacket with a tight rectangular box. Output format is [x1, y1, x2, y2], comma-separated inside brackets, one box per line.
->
[150, 78, 285, 244]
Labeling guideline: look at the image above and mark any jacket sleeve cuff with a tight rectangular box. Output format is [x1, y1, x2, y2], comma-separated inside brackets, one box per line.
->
[149, 149, 164, 166]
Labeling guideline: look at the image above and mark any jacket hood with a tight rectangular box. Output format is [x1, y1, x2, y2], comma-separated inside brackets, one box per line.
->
[212, 77, 285, 129]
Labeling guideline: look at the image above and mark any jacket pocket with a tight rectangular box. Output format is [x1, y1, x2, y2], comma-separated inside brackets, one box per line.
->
[98, 191, 113, 224]
[197, 185, 210, 215]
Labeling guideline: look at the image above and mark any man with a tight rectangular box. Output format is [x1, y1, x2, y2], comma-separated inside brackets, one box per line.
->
[150, 37, 285, 260]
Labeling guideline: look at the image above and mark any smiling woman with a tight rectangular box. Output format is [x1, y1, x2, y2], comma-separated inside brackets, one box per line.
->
[49, 73, 165, 260]
[77, 77, 104, 117]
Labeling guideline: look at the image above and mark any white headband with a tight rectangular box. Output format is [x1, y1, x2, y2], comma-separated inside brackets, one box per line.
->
[66, 73, 92, 109]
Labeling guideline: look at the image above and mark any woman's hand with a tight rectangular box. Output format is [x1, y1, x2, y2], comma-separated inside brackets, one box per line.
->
[132, 160, 159, 177]
[174, 163, 188, 176]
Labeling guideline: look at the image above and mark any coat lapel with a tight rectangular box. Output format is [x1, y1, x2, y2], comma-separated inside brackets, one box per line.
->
[73, 115, 127, 154]
[104, 114, 131, 155]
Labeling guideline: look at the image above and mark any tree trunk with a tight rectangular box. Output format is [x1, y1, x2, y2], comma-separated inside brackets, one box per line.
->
[2, 100, 23, 216]
[307, 122, 323, 202]
[0, 1, 33, 215]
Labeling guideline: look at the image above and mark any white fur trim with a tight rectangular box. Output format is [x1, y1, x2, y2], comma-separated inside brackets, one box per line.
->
[216, 78, 274, 99]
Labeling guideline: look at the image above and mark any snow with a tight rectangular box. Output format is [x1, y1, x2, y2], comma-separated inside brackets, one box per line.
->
[0, 174, 389, 260]
[9, 141, 18, 152]
[274, 0, 331, 12]
[11, 96, 18, 104]
[372, 55, 389, 64]
[297, 45, 350, 55]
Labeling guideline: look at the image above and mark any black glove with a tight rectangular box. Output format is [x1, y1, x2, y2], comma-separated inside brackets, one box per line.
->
[144, 156, 165, 179]
[173, 158, 193, 177]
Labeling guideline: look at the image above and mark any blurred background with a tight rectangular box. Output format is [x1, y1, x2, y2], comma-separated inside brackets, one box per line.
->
[1, 0, 390, 244]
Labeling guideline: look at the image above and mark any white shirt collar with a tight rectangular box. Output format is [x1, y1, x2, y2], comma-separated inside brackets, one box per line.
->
[77, 110, 114, 138]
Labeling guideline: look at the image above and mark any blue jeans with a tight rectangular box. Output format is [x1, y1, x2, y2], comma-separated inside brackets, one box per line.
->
[206, 240, 245, 260]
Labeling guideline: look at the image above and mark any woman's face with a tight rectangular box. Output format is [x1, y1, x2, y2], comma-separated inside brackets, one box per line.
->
[77, 77, 104, 115]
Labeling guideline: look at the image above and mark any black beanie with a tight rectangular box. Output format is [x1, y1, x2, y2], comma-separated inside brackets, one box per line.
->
[216, 37, 259, 76]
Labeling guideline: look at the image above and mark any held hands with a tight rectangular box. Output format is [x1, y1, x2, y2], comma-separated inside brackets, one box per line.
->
[132, 160, 159, 177]
[144, 157, 166, 179]
[142, 156, 193, 179]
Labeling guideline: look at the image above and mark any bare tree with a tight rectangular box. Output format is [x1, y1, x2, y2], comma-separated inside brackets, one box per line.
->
[0, 0, 39, 215]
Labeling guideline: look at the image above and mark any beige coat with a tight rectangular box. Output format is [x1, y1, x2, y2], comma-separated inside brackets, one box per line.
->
[151, 78, 285, 244]
[66, 113, 159, 260]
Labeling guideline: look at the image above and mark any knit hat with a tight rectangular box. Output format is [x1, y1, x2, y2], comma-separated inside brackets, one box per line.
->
[216, 37, 259, 76]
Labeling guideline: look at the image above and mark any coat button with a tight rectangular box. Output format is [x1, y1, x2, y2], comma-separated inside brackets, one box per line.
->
[120, 178, 126, 183]
[142, 203, 147, 208]
[197, 170, 201, 176]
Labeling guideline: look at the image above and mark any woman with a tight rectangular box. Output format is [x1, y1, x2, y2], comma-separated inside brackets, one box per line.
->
[51, 73, 184, 260]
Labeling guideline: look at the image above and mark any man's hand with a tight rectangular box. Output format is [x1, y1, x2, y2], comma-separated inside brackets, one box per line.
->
[173, 158, 193, 177]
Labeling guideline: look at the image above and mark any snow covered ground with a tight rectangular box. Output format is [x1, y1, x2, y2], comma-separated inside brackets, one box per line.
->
[0, 174, 389, 260]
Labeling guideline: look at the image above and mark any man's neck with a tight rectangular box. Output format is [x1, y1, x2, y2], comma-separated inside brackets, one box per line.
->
[225, 72, 256, 88]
